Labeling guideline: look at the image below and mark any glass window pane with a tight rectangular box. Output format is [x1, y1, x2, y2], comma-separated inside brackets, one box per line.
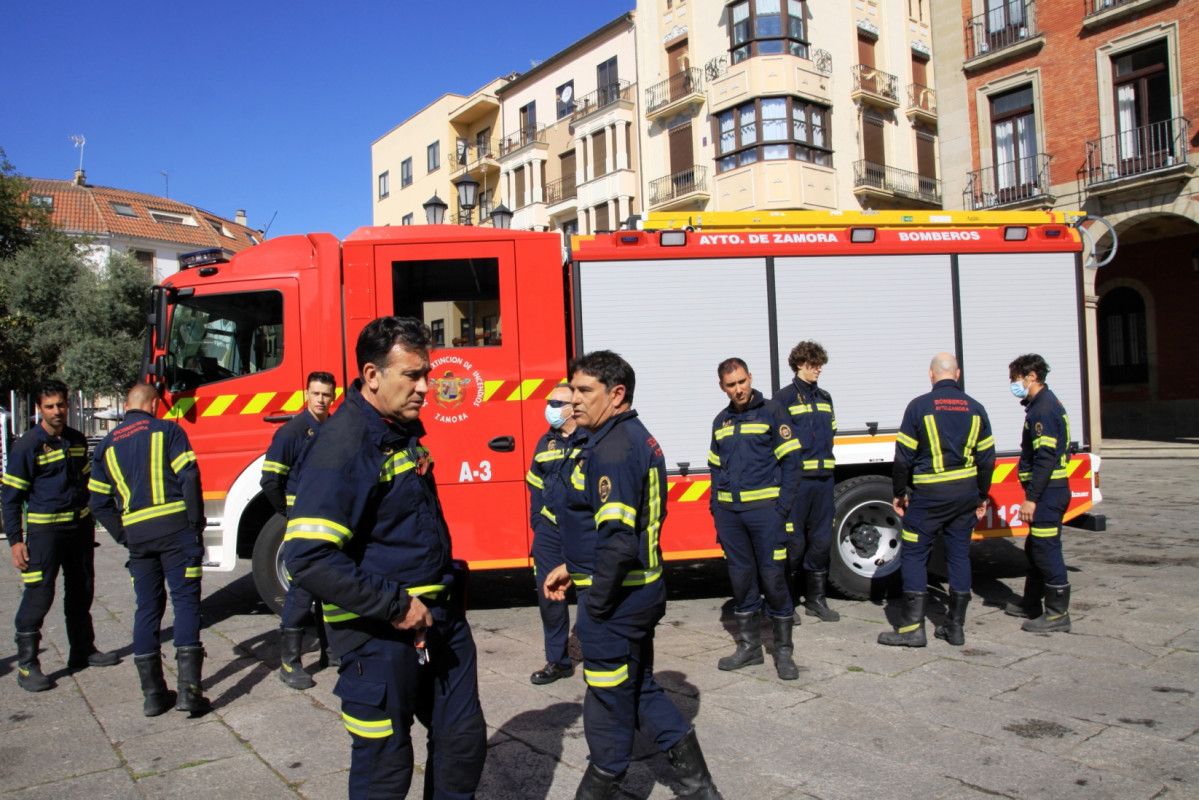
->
[392, 258, 502, 349]
[739, 148, 759, 166]
[763, 143, 789, 159]
[758, 38, 784, 54]
[718, 154, 737, 172]
[740, 103, 757, 145]
[762, 98, 787, 140]
[718, 111, 736, 154]
[166, 291, 284, 391]
[793, 104, 808, 142]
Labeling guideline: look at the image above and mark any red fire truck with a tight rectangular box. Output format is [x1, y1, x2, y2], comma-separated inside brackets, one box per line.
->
[144, 210, 1106, 611]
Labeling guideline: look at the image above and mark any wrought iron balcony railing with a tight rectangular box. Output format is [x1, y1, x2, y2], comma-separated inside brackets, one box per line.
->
[851, 65, 899, 103]
[1087, 0, 1139, 13]
[649, 165, 709, 207]
[570, 80, 635, 123]
[645, 68, 703, 115]
[1079, 117, 1190, 187]
[544, 175, 578, 206]
[907, 83, 936, 116]
[498, 125, 547, 158]
[451, 139, 500, 171]
[965, 0, 1037, 61]
[963, 152, 1053, 209]
[853, 160, 941, 205]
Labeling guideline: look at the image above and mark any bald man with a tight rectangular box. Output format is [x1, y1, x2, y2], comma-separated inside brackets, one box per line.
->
[880, 354, 995, 648]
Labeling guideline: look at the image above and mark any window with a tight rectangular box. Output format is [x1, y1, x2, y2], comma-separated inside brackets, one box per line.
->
[519, 102, 537, 144]
[150, 210, 193, 226]
[597, 57, 619, 105]
[989, 85, 1038, 201]
[984, 0, 1026, 50]
[909, 0, 926, 21]
[1113, 41, 1172, 174]
[130, 249, 155, 280]
[402, 213, 414, 226]
[476, 128, 492, 158]
[594, 204, 611, 233]
[110, 201, 138, 217]
[729, 0, 807, 64]
[378, 171, 390, 199]
[1099, 287, 1148, 385]
[401, 158, 413, 187]
[915, 127, 938, 196]
[714, 96, 830, 172]
[207, 219, 232, 238]
[556, 81, 575, 119]
[391, 257, 500, 349]
[428, 141, 440, 173]
[30, 193, 53, 208]
[164, 290, 285, 391]
[862, 111, 885, 167]
[431, 319, 445, 347]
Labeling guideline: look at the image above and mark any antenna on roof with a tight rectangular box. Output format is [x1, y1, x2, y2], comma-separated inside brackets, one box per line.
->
[261, 210, 278, 239]
[69, 135, 86, 170]
[159, 170, 169, 198]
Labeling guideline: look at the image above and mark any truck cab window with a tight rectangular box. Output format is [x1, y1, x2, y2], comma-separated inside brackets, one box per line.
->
[166, 290, 284, 391]
[392, 258, 501, 348]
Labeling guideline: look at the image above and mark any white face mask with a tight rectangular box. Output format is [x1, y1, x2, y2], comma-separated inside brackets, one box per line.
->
[545, 402, 570, 429]
[1010, 379, 1029, 399]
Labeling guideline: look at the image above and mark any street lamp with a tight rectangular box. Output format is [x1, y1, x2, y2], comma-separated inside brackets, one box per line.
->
[454, 173, 480, 225]
[423, 194, 448, 225]
[489, 204, 513, 229]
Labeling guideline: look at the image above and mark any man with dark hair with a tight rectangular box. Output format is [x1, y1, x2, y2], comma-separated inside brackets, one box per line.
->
[709, 358, 801, 679]
[525, 381, 586, 685]
[4, 380, 118, 692]
[90, 383, 210, 716]
[262, 370, 337, 689]
[772, 340, 840, 622]
[544, 350, 723, 800]
[284, 316, 486, 800]
[1005, 353, 1074, 633]
[880, 354, 995, 648]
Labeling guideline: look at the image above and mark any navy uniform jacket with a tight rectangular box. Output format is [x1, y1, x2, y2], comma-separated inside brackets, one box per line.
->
[89, 410, 204, 545]
[1018, 386, 1071, 503]
[893, 379, 996, 500]
[526, 426, 588, 535]
[2, 424, 91, 545]
[260, 408, 323, 517]
[283, 381, 454, 656]
[707, 389, 801, 516]
[772, 377, 837, 475]
[560, 410, 666, 621]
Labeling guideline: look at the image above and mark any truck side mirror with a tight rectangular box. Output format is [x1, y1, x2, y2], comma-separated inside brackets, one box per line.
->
[153, 286, 168, 350]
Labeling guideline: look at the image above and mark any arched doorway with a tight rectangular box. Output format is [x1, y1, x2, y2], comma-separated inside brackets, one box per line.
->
[1098, 286, 1149, 386]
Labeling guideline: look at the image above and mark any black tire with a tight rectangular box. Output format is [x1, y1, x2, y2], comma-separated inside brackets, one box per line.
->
[828, 475, 903, 601]
[251, 514, 288, 615]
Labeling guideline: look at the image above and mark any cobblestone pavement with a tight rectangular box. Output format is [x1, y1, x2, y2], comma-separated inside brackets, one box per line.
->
[2, 440, 1197, 799]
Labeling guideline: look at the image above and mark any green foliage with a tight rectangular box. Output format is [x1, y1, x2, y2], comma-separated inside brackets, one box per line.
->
[0, 146, 51, 259]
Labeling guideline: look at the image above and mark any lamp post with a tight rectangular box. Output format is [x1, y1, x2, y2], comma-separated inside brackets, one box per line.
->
[454, 173, 480, 226]
[489, 204, 513, 229]
[423, 194, 448, 225]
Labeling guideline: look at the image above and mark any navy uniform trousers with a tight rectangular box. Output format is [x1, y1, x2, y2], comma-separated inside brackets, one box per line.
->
[787, 475, 834, 573]
[334, 603, 486, 800]
[532, 525, 571, 667]
[127, 525, 204, 655]
[1024, 485, 1070, 586]
[15, 519, 98, 652]
[900, 491, 979, 594]
[714, 505, 792, 618]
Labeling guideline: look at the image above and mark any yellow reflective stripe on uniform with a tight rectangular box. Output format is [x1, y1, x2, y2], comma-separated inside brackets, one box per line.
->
[622, 566, 662, 586]
[571, 463, 585, 490]
[1029, 526, 1059, 538]
[902, 529, 919, 543]
[526, 470, 545, 489]
[740, 487, 780, 502]
[898, 622, 922, 634]
[595, 502, 636, 528]
[1021, 469, 1070, 481]
[714, 427, 734, 441]
[774, 439, 800, 459]
[88, 478, 113, 494]
[172, 451, 196, 472]
[647, 468, 663, 569]
[406, 585, 447, 599]
[816, 403, 833, 413]
[569, 572, 593, 586]
[322, 603, 360, 622]
[896, 431, 918, 450]
[1032, 436, 1058, 450]
[69, 446, 86, 457]
[150, 432, 165, 505]
[36, 450, 66, 466]
[262, 460, 290, 475]
[823, 459, 836, 469]
[379, 452, 418, 482]
[534, 449, 566, 463]
[285, 518, 353, 547]
[584, 664, 629, 688]
[785, 521, 794, 533]
[540, 506, 557, 524]
[3, 473, 31, 490]
[740, 423, 769, 435]
[923, 415, 944, 473]
[123, 500, 187, 526]
[22, 571, 43, 583]
[802, 460, 822, 470]
[913, 466, 978, 484]
[976, 435, 995, 451]
[708, 451, 721, 467]
[184, 566, 202, 578]
[716, 491, 733, 503]
[773, 548, 787, 561]
[286, 495, 295, 507]
[964, 415, 981, 467]
[79, 507, 90, 518]
[105, 447, 133, 508]
[27, 511, 79, 524]
[342, 713, 393, 739]
[788, 404, 811, 415]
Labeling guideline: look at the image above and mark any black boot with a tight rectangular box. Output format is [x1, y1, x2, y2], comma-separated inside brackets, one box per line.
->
[174, 646, 212, 715]
[1022, 584, 1072, 633]
[878, 591, 928, 647]
[803, 571, 841, 622]
[1004, 573, 1044, 619]
[278, 627, 315, 689]
[771, 616, 799, 681]
[717, 611, 763, 671]
[67, 647, 120, 669]
[574, 762, 622, 800]
[15, 632, 52, 692]
[134, 652, 177, 717]
[665, 728, 725, 800]
[934, 591, 971, 646]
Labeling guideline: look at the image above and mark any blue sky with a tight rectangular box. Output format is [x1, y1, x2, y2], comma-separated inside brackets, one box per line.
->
[1, 0, 633, 240]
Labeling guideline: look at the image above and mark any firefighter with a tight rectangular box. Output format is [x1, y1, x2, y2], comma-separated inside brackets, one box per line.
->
[260, 370, 336, 689]
[544, 351, 723, 800]
[708, 358, 801, 680]
[1005, 353, 1074, 633]
[880, 354, 995, 648]
[771, 341, 840, 622]
[89, 383, 211, 716]
[525, 382, 587, 686]
[3, 380, 119, 692]
[283, 317, 486, 800]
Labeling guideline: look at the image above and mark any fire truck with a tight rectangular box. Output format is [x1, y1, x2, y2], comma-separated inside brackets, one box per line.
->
[143, 210, 1107, 611]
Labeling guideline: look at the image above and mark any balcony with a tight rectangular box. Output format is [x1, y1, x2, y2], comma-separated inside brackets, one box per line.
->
[1083, 0, 1171, 28]
[964, 1, 1043, 70]
[1080, 117, 1193, 195]
[963, 153, 1054, 210]
[906, 83, 937, 125]
[498, 125, 548, 159]
[850, 65, 900, 110]
[852, 160, 941, 207]
[645, 68, 705, 122]
[544, 175, 578, 207]
[571, 81, 636, 125]
[710, 51, 831, 114]
[451, 139, 501, 180]
[648, 166, 710, 210]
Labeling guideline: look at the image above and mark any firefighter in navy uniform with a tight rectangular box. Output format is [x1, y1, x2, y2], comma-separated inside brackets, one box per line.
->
[771, 341, 840, 622]
[544, 351, 723, 800]
[283, 317, 486, 800]
[3, 380, 119, 693]
[880, 354, 995, 647]
[89, 383, 211, 716]
[260, 371, 336, 689]
[525, 382, 587, 685]
[1005, 353, 1074, 633]
[708, 358, 802, 680]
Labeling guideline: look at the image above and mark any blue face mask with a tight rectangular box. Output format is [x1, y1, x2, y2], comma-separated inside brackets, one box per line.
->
[1010, 380, 1029, 399]
[545, 402, 570, 429]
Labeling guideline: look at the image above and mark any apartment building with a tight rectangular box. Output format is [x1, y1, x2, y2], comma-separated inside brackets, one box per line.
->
[931, 0, 1199, 439]
[635, 0, 942, 215]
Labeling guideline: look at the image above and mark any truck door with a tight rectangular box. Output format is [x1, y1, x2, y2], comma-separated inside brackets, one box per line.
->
[373, 240, 530, 568]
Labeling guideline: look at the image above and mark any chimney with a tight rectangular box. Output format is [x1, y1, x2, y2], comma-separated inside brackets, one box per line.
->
[73, 169, 86, 186]
[235, 209, 247, 226]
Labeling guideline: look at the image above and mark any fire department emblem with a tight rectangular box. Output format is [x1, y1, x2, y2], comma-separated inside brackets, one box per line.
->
[430, 370, 472, 409]
[428, 355, 486, 425]
[598, 476, 612, 503]
[43, 443, 54, 455]
[548, 440, 559, 451]
[779, 424, 792, 439]
[1034, 422, 1043, 436]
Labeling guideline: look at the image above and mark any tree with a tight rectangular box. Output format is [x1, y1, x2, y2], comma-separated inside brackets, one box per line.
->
[0, 147, 51, 259]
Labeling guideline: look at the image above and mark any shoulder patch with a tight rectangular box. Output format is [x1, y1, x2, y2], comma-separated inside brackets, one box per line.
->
[598, 476, 612, 503]
[1034, 422, 1043, 436]
[548, 439, 558, 451]
[779, 424, 792, 440]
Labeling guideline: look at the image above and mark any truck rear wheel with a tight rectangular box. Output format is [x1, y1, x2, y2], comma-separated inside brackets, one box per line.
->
[828, 475, 902, 601]
[251, 514, 288, 615]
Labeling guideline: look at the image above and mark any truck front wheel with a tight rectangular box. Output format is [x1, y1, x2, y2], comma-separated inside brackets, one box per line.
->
[251, 514, 288, 615]
[828, 475, 903, 601]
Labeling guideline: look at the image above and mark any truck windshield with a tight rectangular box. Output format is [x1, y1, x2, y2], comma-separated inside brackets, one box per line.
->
[164, 290, 284, 392]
